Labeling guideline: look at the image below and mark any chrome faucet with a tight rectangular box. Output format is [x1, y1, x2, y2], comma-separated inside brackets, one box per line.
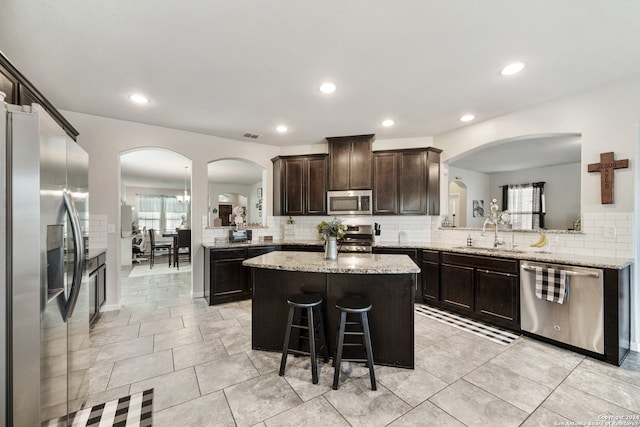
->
[481, 217, 505, 248]
[482, 198, 507, 248]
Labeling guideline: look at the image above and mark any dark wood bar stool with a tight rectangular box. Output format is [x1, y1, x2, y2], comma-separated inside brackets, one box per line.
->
[279, 294, 329, 384]
[332, 297, 377, 391]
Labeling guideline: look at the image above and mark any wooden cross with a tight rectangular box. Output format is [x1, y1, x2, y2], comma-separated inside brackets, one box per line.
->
[587, 152, 629, 204]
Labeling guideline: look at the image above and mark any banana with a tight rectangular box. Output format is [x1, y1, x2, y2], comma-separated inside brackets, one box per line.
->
[530, 233, 548, 248]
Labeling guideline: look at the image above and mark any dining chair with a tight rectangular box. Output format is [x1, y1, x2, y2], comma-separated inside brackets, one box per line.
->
[176, 229, 191, 269]
[148, 228, 172, 269]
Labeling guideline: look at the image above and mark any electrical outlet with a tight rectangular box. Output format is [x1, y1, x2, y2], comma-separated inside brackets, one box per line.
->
[108, 224, 116, 234]
[603, 226, 616, 239]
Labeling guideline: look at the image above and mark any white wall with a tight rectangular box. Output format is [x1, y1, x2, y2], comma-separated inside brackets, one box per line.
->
[67, 111, 280, 307]
[434, 73, 640, 350]
[489, 162, 581, 230]
[447, 166, 491, 228]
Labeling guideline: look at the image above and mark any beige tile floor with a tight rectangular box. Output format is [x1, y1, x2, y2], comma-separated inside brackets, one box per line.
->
[85, 269, 640, 427]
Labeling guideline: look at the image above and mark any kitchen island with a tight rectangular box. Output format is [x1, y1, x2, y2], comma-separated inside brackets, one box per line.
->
[243, 251, 420, 368]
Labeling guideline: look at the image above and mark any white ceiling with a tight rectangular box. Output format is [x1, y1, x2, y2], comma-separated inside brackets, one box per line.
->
[120, 149, 192, 189]
[120, 150, 263, 188]
[2, 1, 640, 149]
[450, 134, 582, 174]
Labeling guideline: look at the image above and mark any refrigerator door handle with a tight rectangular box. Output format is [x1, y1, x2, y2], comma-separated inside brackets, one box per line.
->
[63, 190, 85, 321]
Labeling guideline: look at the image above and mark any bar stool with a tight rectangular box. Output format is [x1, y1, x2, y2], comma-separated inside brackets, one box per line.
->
[279, 293, 329, 384]
[332, 297, 376, 391]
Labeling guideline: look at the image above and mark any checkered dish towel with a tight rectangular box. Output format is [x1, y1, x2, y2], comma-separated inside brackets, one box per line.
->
[534, 266, 568, 304]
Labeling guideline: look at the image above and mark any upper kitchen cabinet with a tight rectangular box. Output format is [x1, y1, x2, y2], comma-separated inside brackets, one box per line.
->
[0, 52, 79, 140]
[327, 134, 373, 190]
[373, 147, 442, 215]
[272, 154, 327, 216]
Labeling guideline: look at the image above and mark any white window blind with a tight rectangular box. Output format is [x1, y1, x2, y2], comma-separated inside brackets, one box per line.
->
[503, 182, 545, 230]
[136, 195, 189, 232]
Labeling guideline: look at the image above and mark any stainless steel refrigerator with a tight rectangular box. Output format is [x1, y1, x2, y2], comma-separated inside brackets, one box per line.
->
[1, 94, 90, 426]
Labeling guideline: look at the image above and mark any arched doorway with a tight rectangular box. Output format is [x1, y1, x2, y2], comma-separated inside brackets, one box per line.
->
[120, 148, 192, 278]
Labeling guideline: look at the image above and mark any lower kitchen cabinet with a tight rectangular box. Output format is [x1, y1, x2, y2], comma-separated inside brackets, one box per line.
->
[440, 263, 474, 311]
[88, 251, 107, 326]
[439, 252, 519, 330]
[475, 268, 518, 325]
[206, 248, 248, 305]
[421, 250, 440, 302]
[280, 244, 323, 252]
[205, 245, 281, 305]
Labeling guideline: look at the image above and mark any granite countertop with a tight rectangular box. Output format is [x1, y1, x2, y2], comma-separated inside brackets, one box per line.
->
[203, 240, 322, 249]
[242, 251, 421, 274]
[204, 240, 632, 270]
[425, 244, 633, 270]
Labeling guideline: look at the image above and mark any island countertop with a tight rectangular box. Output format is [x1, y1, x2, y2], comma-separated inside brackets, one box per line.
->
[242, 251, 421, 274]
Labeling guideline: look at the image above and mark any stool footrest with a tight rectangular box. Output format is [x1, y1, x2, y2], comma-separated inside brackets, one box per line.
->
[341, 342, 363, 347]
[280, 296, 330, 385]
[339, 358, 369, 363]
[333, 298, 377, 391]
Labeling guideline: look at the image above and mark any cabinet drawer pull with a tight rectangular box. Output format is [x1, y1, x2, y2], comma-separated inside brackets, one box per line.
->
[444, 299, 471, 309]
[477, 269, 517, 278]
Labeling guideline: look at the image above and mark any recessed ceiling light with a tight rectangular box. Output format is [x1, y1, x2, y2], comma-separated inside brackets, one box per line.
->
[319, 82, 337, 94]
[129, 93, 149, 104]
[382, 119, 395, 127]
[500, 62, 526, 76]
[460, 114, 475, 122]
[276, 125, 288, 133]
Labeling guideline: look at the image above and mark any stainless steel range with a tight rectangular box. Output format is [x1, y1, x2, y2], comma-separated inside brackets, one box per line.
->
[339, 224, 374, 253]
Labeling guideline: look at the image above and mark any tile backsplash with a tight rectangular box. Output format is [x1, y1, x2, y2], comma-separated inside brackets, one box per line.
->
[202, 214, 433, 244]
[431, 211, 634, 259]
[89, 214, 108, 248]
[201, 212, 633, 259]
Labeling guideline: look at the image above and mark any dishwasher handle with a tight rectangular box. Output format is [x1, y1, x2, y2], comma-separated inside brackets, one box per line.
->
[521, 263, 600, 279]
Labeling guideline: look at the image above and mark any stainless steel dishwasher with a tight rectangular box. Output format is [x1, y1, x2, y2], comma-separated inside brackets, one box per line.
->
[520, 261, 604, 354]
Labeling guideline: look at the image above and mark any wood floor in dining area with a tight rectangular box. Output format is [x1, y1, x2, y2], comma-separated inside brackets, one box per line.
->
[83, 269, 640, 426]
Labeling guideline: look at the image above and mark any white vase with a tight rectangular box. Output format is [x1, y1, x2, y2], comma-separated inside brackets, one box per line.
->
[324, 236, 338, 259]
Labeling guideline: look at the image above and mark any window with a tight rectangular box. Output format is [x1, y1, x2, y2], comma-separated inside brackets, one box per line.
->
[502, 182, 545, 230]
[137, 195, 189, 232]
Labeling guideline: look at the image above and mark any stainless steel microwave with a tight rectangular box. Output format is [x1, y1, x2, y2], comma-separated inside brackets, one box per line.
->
[327, 190, 372, 215]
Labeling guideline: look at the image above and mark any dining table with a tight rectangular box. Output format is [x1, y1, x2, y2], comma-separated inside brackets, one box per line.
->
[162, 231, 178, 267]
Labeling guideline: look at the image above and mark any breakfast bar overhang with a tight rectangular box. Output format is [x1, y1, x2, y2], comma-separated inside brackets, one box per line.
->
[243, 251, 420, 369]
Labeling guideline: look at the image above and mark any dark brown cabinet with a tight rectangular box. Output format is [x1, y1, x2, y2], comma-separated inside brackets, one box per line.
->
[327, 134, 373, 190]
[372, 247, 421, 301]
[206, 248, 249, 305]
[88, 251, 107, 326]
[206, 246, 282, 305]
[373, 148, 441, 215]
[476, 268, 518, 325]
[421, 250, 440, 302]
[372, 152, 398, 214]
[440, 263, 474, 311]
[439, 252, 519, 330]
[272, 154, 327, 216]
[0, 52, 79, 140]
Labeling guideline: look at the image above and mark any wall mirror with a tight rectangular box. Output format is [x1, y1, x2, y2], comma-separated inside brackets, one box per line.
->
[447, 133, 582, 231]
[208, 158, 266, 228]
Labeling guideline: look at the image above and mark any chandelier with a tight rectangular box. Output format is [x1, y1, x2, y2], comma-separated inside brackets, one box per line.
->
[177, 166, 190, 204]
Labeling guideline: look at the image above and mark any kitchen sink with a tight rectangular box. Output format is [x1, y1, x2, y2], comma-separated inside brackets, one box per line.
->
[452, 246, 526, 254]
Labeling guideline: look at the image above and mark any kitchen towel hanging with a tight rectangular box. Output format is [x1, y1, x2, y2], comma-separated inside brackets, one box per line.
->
[534, 266, 568, 304]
